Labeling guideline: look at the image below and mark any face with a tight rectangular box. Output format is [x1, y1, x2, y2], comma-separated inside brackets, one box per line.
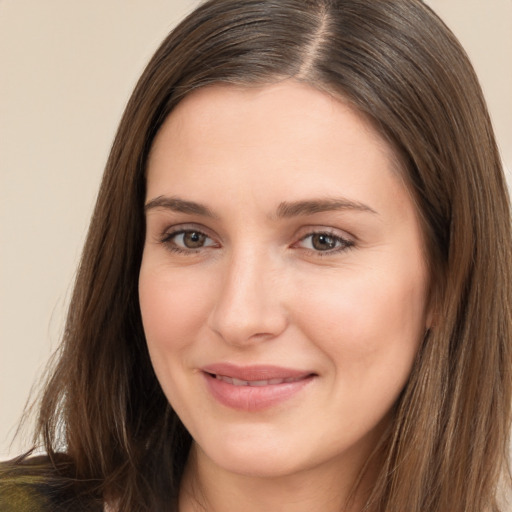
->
[139, 81, 431, 480]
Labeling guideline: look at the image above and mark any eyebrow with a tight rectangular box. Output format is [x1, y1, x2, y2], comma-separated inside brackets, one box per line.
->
[144, 196, 217, 218]
[274, 198, 378, 218]
[144, 195, 378, 219]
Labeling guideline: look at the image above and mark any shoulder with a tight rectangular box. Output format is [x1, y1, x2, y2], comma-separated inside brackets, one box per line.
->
[0, 454, 103, 512]
[0, 466, 52, 511]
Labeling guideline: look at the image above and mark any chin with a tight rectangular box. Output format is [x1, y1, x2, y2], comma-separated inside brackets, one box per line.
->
[194, 428, 313, 478]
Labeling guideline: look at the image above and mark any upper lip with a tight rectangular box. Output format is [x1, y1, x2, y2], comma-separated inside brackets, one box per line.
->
[201, 363, 315, 381]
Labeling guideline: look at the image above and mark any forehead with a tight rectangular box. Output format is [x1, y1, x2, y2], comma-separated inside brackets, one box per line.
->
[152, 81, 388, 153]
[146, 81, 413, 219]
[148, 81, 398, 174]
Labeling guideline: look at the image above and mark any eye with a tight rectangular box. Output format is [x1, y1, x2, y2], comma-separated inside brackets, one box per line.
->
[161, 229, 217, 252]
[297, 232, 353, 253]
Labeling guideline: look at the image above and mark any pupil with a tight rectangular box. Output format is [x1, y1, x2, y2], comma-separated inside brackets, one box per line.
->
[184, 231, 205, 248]
[312, 234, 335, 251]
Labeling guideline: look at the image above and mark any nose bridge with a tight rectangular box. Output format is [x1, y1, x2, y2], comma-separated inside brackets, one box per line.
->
[208, 246, 287, 345]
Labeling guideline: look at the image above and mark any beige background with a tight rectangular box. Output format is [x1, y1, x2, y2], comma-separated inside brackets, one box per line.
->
[1, 0, 511, 459]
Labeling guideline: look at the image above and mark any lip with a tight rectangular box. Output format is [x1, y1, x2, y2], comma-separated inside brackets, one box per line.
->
[201, 363, 316, 411]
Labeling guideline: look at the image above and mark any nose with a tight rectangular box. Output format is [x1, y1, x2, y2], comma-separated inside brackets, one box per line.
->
[207, 250, 288, 347]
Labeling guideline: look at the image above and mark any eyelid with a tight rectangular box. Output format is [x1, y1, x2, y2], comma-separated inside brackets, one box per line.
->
[161, 230, 215, 245]
[158, 223, 220, 253]
[292, 227, 355, 254]
[159, 222, 217, 239]
[155, 223, 354, 256]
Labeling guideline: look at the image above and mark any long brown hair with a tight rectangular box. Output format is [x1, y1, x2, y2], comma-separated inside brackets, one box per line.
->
[7, 1, 512, 510]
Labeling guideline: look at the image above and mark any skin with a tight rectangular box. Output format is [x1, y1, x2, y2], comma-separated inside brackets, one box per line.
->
[139, 81, 431, 512]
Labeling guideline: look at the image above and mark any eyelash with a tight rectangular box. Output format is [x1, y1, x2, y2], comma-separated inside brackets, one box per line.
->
[159, 228, 354, 256]
[159, 229, 217, 255]
[295, 230, 354, 255]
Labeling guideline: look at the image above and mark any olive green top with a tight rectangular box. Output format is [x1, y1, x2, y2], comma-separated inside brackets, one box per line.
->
[0, 455, 103, 512]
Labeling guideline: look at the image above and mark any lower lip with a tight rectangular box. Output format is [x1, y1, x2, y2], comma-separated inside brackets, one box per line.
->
[202, 373, 314, 412]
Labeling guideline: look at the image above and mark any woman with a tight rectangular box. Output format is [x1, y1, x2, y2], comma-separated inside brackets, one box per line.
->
[1, 0, 511, 511]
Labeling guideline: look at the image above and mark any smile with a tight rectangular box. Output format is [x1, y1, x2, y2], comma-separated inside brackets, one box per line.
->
[201, 364, 316, 411]
[213, 374, 307, 386]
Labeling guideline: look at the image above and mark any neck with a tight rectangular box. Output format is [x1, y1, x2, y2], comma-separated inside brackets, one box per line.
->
[178, 443, 380, 512]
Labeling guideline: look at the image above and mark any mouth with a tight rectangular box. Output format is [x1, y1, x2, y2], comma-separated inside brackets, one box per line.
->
[200, 363, 316, 411]
[209, 374, 309, 387]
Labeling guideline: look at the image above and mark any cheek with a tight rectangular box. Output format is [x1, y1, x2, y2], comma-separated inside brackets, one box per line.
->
[138, 265, 213, 364]
[295, 261, 429, 388]
[138, 263, 220, 418]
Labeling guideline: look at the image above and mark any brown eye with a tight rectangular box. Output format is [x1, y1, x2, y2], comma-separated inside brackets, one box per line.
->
[182, 231, 207, 248]
[161, 229, 216, 252]
[296, 231, 353, 253]
[311, 233, 338, 251]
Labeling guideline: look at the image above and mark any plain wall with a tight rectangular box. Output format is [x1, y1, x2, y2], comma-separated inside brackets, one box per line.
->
[1, 0, 511, 459]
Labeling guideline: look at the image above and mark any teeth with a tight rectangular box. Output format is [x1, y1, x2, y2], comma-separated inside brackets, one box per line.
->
[215, 375, 305, 386]
[251, 379, 271, 387]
